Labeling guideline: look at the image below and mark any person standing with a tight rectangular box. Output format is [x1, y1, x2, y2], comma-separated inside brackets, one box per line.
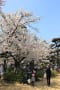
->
[31, 70, 35, 86]
[46, 65, 51, 86]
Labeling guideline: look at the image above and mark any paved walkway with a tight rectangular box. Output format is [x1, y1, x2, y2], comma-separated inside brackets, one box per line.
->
[0, 74, 60, 90]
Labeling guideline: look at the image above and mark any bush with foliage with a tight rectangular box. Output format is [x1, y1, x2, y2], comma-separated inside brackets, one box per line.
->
[51, 69, 58, 77]
[36, 69, 44, 80]
[3, 66, 23, 83]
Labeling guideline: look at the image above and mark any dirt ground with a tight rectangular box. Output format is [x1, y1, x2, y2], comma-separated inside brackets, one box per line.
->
[0, 74, 60, 90]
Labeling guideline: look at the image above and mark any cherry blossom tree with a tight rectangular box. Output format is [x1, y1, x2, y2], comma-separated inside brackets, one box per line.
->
[0, 9, 50, 71]
[0, 10, 40, 69]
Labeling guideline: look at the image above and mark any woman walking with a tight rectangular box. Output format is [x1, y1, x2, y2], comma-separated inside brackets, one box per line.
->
[46, 65, 51, 86]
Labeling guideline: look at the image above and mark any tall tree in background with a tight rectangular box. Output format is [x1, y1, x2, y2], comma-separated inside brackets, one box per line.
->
[50, 38, 60, 67]
[0, 0, 50, 71]
[0, 10, 50, 67]
[0, 10, 40, 68]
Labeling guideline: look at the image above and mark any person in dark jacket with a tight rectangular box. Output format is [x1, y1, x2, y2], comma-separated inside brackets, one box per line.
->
[46, 65, 51, 86]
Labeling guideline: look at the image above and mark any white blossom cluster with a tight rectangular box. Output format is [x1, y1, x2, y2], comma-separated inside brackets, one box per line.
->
[0, 10, 50, 63]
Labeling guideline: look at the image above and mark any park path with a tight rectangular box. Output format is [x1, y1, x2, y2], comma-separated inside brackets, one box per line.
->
[35, 74, 60, 90]
[0, 74, 60, 90]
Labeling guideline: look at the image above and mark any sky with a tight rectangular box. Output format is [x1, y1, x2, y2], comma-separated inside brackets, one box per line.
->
[1, 0, 60, 42]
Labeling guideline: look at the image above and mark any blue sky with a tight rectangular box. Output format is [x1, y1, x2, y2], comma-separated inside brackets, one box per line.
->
[2, 0, 60, 42]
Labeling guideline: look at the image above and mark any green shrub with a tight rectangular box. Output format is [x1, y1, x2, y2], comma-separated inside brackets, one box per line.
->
[51, 69, 58, 77]
[36, 69, 44, 79]
[3, 67, 23, 83]
[15, 71, 23, 82]
[3, 72, 16, 82]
